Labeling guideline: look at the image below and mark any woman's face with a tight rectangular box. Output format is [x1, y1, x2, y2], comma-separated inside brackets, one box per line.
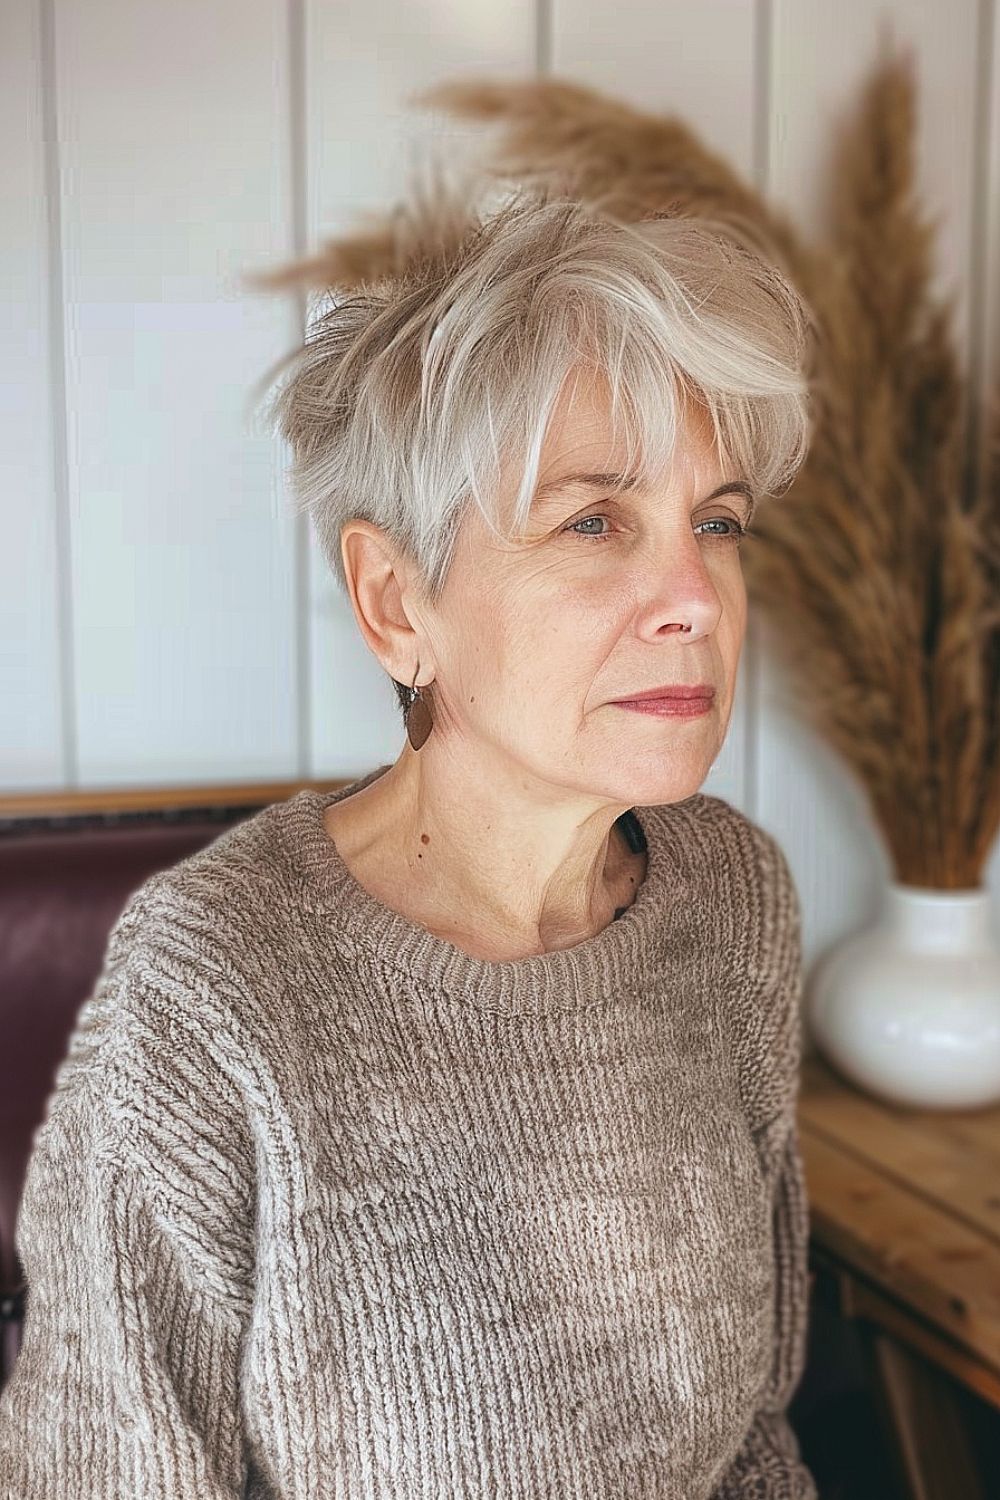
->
[416, 366, 751, 809]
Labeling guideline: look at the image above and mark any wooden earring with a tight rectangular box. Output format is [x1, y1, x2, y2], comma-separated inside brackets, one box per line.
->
[406, 665, 433, 751]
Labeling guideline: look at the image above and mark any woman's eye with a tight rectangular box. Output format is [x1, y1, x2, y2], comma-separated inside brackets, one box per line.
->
[568, 515, 612, 537]
[697, 517, 746, 543]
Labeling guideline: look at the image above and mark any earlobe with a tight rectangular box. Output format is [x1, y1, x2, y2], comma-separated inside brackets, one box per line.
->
[339, 521, 432, 683]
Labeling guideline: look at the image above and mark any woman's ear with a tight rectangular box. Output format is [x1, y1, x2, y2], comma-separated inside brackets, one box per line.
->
[339, 520, 436, 685]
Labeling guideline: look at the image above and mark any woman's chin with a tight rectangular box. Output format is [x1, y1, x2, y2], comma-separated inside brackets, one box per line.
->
[627, 774, 714, 808]
[605, 711, 729, 803]
[582, 753, 720, 810]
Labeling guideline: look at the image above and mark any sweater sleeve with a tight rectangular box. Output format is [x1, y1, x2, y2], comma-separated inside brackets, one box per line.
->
[707, 1119, 817, 1499]
[0, 892, 255, 1499]
[708, 819, 818, 1500]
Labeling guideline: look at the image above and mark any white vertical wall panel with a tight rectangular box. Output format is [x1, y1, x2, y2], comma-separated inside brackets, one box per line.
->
[1, 0, 64, 788]
[550, 0, 762, 178]
[304, 0, 537, 778]
[758, 0, 998, 980]
[550, 0, 762, 810]
[54, 0, 299, 787]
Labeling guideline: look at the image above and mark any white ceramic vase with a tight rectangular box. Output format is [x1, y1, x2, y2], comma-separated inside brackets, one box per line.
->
[807, 883, 1000, 1109]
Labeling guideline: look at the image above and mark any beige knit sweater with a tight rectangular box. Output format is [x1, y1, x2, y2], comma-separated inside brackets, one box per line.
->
[0, 768, 817, 1499]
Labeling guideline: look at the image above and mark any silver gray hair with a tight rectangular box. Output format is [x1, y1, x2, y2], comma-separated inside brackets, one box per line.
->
[268, 188, 810, 702]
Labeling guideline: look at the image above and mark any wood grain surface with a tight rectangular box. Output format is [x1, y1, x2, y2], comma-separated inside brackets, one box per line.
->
[799, 1054, 1000, 1406]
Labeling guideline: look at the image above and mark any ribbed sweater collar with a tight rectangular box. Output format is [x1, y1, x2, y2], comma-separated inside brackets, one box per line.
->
[282, 765, 703, 1018]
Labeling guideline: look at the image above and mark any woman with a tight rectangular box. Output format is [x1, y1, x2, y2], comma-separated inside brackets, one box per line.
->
[0, 189, 816, 1498]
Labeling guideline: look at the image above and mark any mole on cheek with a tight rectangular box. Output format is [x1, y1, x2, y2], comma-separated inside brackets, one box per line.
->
[420, 833, 430, 845]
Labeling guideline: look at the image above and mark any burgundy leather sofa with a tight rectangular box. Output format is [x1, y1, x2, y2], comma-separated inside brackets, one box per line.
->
[0, 788, 314, 1387]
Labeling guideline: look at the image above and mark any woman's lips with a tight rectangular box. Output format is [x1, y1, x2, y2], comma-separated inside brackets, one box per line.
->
[612, 696, 713, 717]
[611, 687, 715, 717]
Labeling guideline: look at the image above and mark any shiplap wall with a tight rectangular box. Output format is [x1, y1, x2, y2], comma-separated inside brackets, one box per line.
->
[3, 0, 999, 974]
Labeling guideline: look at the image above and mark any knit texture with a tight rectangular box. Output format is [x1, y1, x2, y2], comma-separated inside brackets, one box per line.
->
[0, 767, 817, 1499]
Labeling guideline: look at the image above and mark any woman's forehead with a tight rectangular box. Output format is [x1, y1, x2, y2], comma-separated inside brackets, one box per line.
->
[535, 405, 719, 497]
[534, 378, 644, 490]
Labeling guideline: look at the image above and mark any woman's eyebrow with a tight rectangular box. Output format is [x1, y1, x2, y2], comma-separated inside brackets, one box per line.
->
[710, 480, 753, 502]
[532, 472, 641, 503]
[533, 473, 755, 513]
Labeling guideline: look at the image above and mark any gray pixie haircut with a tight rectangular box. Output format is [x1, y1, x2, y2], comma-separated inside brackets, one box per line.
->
[269, 186, 810, 663]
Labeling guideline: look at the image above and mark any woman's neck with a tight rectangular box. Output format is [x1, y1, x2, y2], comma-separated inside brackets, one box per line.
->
[322, 743, 648, 960]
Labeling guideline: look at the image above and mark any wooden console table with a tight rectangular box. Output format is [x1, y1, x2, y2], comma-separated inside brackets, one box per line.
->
[798, 1053, 1000, 1499]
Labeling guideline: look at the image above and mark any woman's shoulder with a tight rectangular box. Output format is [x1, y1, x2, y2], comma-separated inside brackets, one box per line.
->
[658, 789, 801, 977]
[132, 791, 311, 927]
[639, 790, 798, 906]
[122, 789, 324, 958]
[51, 796, 321, 1114]
[640, 793, 804, 1129]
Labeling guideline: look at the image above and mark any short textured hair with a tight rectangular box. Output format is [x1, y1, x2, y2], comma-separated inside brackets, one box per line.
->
[267, 186, 810, 704]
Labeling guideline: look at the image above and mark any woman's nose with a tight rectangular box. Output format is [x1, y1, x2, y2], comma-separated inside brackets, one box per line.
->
[632, 535, 726, 642]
